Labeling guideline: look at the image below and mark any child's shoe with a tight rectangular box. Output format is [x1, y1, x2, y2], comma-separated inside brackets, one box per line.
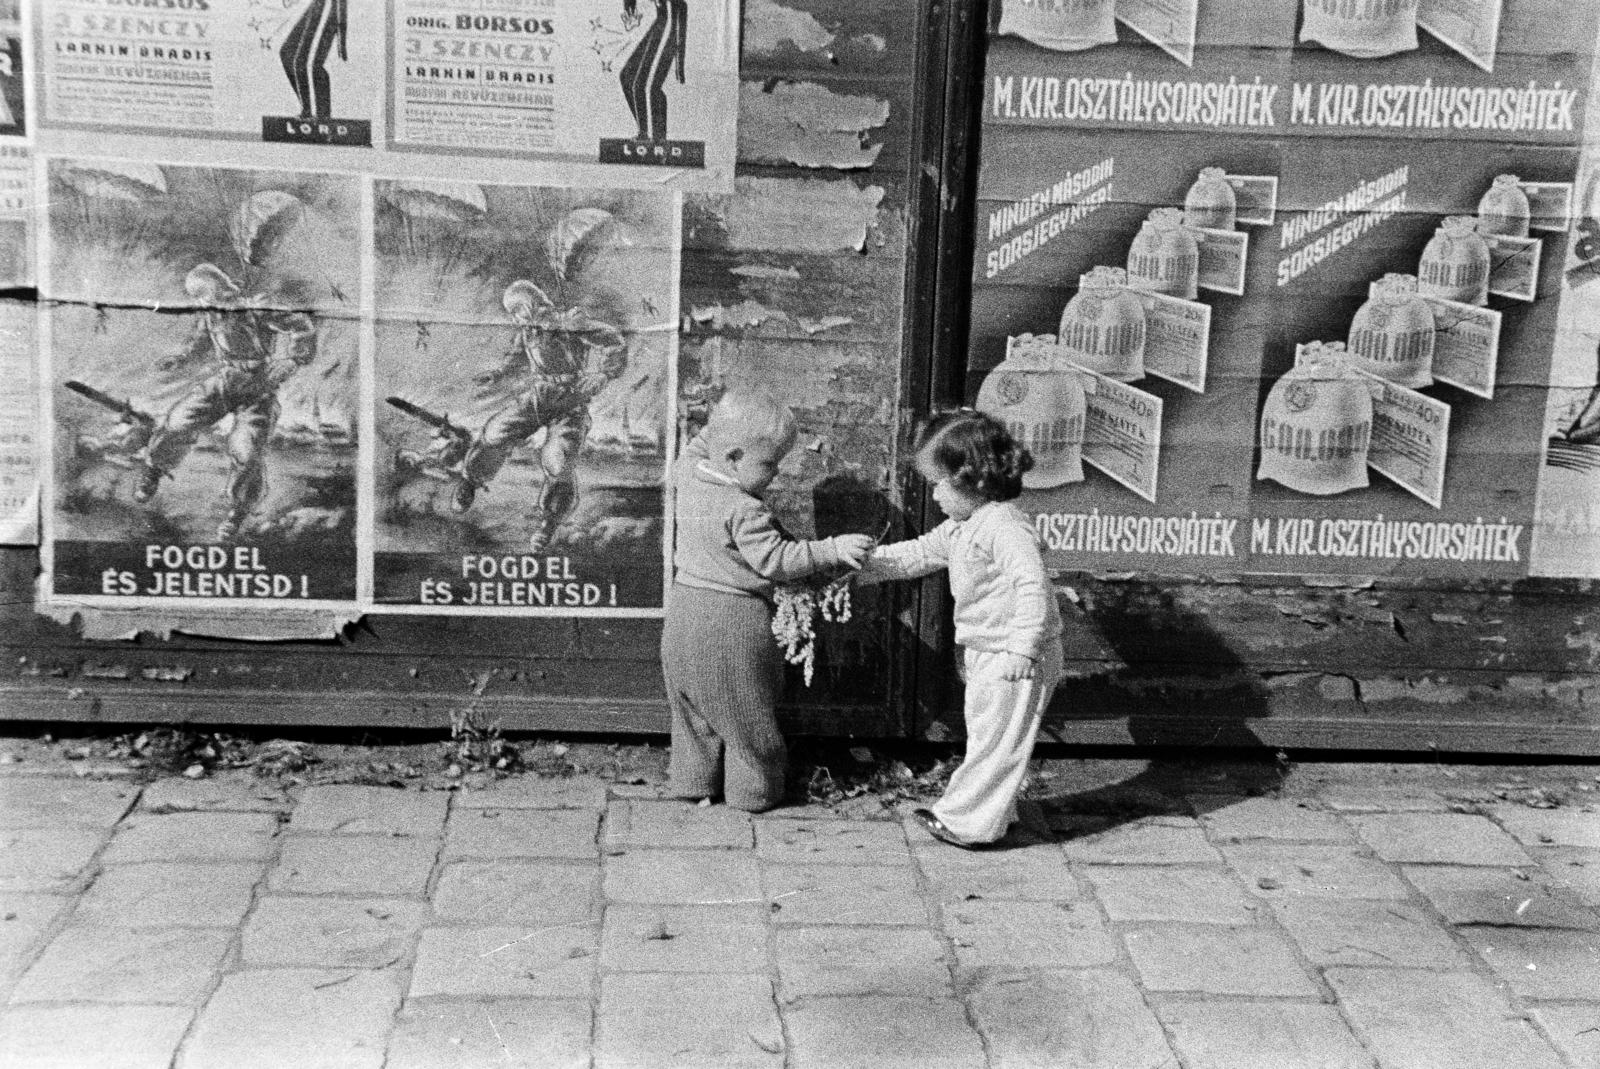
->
[912, 807, 988, 850]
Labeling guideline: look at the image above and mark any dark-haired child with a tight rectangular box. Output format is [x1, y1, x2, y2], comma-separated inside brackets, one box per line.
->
[859, 410, 1063, 847]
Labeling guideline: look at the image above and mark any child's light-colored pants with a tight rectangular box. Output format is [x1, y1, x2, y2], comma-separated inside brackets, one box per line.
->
[933, 639, 1064, 843]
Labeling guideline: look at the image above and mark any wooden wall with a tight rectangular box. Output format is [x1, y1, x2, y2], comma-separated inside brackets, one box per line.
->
[0, 0, 935, 739]
[2, 0, 1597, 756]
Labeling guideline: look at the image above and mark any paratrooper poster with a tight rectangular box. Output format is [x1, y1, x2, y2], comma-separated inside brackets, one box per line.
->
[372, 179, 678, 613]
[39, 160, 360, 607]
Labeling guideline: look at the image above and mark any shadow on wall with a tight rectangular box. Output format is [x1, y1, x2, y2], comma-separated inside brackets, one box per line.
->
[797, 473, 902, 698]
[1017, 579, 1283, 846]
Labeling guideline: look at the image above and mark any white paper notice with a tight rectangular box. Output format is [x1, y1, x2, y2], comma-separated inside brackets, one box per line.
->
[0, 299, 36, 544]
[1359, 369, 1451, 508]
[1228, 174, 1278, 228]
[1116, 0, 1200, 66]
[391, 0, 737, 180]
[1139, 290, 1210, 393]
[1422, 295, 1501, 399]
[1521, 181, 1574, 234]
[1077, 367, 1164, 502]
[0, 141, 27, 287]
[1417, 0, 1504, 73]
[39, 0, 383, 145]
[1487, 234, 1541, 302]
[1195, 226, 1247, 296]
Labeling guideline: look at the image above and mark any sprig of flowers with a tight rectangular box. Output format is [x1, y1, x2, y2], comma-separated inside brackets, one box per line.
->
[772, 576, 853, 686]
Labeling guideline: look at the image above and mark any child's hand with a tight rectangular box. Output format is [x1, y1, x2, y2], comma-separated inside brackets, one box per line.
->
[997, 652, 1036, 681]
[831, 533, 874, 569]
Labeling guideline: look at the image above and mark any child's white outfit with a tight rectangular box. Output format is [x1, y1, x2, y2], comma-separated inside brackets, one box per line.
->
[860, 500, 1063, 843]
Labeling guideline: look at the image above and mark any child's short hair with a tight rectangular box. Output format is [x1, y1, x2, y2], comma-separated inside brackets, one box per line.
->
[702, 389, 798, 454]
[914, 409, 1033, 502]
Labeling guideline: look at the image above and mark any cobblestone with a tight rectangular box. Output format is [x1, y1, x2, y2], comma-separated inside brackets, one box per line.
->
[1352, 813, 1533, 866]
[1490, 805, 1600, 849]
[1060, 817, 1222, 864]
[241, 896, 428, 968]
[139, 774, 292, 814]
[756, 818, 911, 865]
[0, 894, 68, 981]
[1156, 1000, 1375, 1069]
[596, 973, 782, 1069]
[288, 786, 448, 837]
[783, 995, 986, 1069]
[1402, 864, 1600, 929]
[178, 968, 404, 1069]
[1530, 1004, 1600, 1068]
[764, 863, 927, 926]
[774, 925, 950, 999]
[453, 773, 610, 810]
[1123, 925, 1320, 996]
[409, 923, 598, 998]
[605, 849, 762, 905]
[914, 844, 1077, 902]
[268, 836, 436, 896]
[599, 903, 768, 973]
[1220, 842, 1412, 899]
[76, 862, 262, 927]
[965, 968, 1174, 1069]
[1194, 795, 1356, 843]
[943, 899, 1117, 968]
[1319, 785, 1451, 812]
[1459, 926, 1600, 1000]
[0, 779, 137, 829]
[102, 811, 280, 864]
[604, 800, 753, 850]
[1270, 897, 1468, 969]
[1326, 968, 1566, 1069]
[1535, 845, 1600, 908]
[10, 924, 231, 1004]
[3, 762, 1595, 1069]
[0, 1005, 194, 1069]
[1084, 865, 1258, 924]
[444, 807, 600, 860]
[0, 829, 105, 893]
[386, 998, 591, 1069]
[434, 860, 599, 925]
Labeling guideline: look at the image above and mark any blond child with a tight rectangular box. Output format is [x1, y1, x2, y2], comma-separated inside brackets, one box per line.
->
[663, 390, 873, 811]
[858, 410, 1063, 846]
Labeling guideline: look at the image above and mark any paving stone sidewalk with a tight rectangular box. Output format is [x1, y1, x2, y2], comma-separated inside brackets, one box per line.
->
[1, 769, 1598, 1068]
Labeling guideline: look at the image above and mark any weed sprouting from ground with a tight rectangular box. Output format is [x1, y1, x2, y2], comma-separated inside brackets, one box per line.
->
[446, 707, 522, 776]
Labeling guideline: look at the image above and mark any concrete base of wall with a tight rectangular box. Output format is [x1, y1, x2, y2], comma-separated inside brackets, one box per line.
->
[2, 682, 1595, 755]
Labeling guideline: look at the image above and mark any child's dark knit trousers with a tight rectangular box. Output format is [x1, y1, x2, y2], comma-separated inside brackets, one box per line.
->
[661, 583, 787, 811]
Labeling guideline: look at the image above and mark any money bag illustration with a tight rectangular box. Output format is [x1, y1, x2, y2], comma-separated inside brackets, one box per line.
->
[1418, 215, 1490, 306]
[1347, 273, 1436, 388]
[1126, 208, 1199, 300]
[996, 0, 1118, 52]
[1058, 267, 1147, 382]
[975, 342, 1086, 489]
[1299, 0, 1419, 58]
[1477, 174, 1531, 239]
[1184, 167, 1237, 231]
[1258, 342, 1373, 496]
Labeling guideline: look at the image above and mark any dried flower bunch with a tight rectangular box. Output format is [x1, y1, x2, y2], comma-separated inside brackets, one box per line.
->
[772, 576, 853, 686]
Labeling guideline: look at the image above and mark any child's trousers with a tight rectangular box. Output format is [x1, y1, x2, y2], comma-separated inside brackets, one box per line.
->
[933, 640, 1064, 843]
[661, 583, 787, 811]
